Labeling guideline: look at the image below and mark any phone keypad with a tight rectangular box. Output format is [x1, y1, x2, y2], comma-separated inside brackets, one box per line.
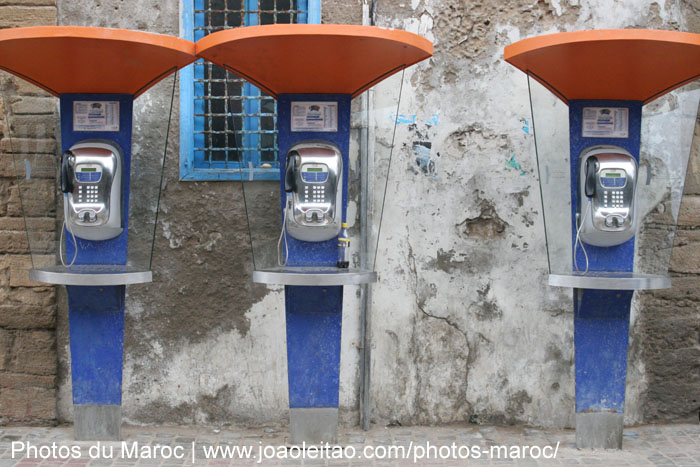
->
[603, 190, 624, 208]
[77, 185, 99, 203]
[303, 185, 326, 203]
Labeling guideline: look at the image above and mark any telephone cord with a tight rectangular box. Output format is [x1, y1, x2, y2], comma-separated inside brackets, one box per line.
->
[277, 198, 290, 267]
[59, 196, 78, 267]
[574, 198, 591, 274]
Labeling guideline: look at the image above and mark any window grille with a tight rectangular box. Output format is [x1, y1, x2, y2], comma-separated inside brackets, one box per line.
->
[181, 0, 319, 180]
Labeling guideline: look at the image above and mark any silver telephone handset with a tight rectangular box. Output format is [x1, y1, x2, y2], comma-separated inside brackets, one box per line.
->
[283, 141, 343, 242]
[61, 140, 124, 241]
[578, 145, 638, 247]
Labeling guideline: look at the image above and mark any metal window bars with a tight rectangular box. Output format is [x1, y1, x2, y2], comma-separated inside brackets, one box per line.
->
[193, 0, 304, 169]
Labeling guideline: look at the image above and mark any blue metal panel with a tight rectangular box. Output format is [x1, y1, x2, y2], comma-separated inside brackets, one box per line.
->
[569, 100, 642, 272]
[278, 94, 351, 410]
[574, 289, 632, 413]
[568, 100, 643, 416]
[277, 94, 352, 267]
[286, 285, 343, 408]
[60, 94, 132, 410]
[67, 286, 125, 405]
[60, 94, 133, 266]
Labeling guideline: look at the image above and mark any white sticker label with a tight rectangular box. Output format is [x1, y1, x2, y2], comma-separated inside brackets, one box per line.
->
[73, 101, 120, 132]
[582, 107, 628, 138]
[291, 102, 338, 132]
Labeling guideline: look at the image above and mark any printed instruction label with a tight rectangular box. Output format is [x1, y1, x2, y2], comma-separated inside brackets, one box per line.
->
[291, 101, 338, 132]
[73, 101, 120, 132]
[582, 107, 628, 138]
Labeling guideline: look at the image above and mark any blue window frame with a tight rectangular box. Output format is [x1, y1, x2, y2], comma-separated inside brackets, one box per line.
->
[180, 0, 321, 181]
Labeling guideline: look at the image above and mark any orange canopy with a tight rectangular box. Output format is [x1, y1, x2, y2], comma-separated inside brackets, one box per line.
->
[504, 29, 700, 105]
[0, 26, 196, 97]
[195, 24, 433, 98]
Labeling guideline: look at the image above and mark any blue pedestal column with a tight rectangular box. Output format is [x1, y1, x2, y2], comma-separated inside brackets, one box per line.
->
[568, 100, 642, 448]
[60, 94, 133, 440]
[66, 285, 125, 440]
[574, 289, 632, 447]
[277, 94, 351, 444]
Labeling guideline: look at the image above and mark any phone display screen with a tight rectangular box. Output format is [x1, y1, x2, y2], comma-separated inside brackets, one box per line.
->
[75, 164, 103, 183]
[600, 168, 626, 189]
[301, 163, 329, 183]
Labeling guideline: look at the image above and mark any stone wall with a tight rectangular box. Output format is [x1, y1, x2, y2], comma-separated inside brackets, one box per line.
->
[636, 106, 700, 423]
[0, 0, 58, 424]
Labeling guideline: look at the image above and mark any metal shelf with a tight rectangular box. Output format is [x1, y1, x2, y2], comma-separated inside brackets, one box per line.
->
[29, 265, 152, 286]
[253, 267, 377, 286]
[549, 272, 671, 290]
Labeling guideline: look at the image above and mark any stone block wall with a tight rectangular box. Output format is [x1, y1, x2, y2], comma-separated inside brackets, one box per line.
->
[0, 0, 58, 424]
[637, 116, 700, 423]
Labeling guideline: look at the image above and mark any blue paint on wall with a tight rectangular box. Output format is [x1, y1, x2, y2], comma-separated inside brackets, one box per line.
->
[569, 100, 642, 272]
[67, 285, 125, 405]
[60, 94, 133, 409]
[60, 94, 134, 266]
[393, 113, 416, 124]
[277, 94, 351, 267]
[277, 94, 351, 410]
[505, 154, 527, 175]
[568, 100, 642, 415]
[519, 117, 530, 134]
[285, 285, 343, 408]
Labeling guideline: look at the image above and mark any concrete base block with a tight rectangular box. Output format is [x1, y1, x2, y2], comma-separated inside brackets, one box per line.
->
[74, 405, 121, 441]
[576, 412, 623, 449]
[289, 408, 338, 445]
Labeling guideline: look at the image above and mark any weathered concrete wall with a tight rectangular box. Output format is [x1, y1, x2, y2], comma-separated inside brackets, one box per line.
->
[365, 0, 697, 428]
[47, 0, 700, 430]
[0, 0, 58, 424]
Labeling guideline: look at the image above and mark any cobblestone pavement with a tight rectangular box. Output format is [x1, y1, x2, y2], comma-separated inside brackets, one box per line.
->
[0, 423, 699, 466]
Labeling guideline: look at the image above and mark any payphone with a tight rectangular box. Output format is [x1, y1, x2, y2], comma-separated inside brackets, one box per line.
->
[0, 25, 197, 441]
[577, 146, 638, 248]
[196, 23, 432, 445]
[283, 141, 343, 242]
[61, 140, 124, 241]
[505, 29, 700, 449]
